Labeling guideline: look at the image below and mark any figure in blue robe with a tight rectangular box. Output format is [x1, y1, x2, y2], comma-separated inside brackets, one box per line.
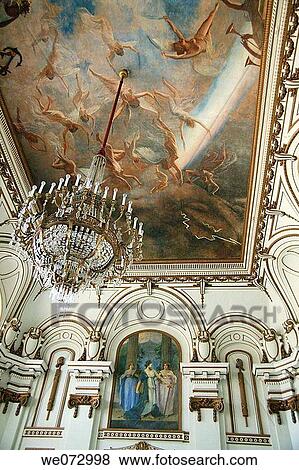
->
[124, 360, 162, 420]
[119, 363, 139, 412]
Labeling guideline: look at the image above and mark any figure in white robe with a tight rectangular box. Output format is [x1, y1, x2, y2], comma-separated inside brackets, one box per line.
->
[157, 363, 177, 416]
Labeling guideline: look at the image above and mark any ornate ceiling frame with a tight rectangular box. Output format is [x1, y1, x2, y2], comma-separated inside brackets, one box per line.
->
[0, 0, 297, 284]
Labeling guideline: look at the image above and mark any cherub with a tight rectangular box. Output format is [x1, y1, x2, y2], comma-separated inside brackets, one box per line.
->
[96, 133, 142, 190]
[13, 107, 47, 152]
[90, 69, 158, 123]
[35, 95, 89, 154]
[72, 73, 101, 133]
[79, 10, 139, 71]
[36, 29, 69, 96]
[155, 115, 183, 186]
[154, 78, 210, 147]
[160, 3, 219, 60]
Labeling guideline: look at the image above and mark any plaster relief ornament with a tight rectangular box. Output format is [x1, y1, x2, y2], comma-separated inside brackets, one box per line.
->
[283, 319, 299, 351]
[1, 318, 21, 349]
[193, 329, 211, 361]
[22, 327, 43, 358]
[262, 328, 279, 362]
[86, 330, 106, 361]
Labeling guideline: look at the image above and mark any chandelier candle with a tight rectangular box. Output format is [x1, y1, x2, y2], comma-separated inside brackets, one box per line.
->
[12, 69, 144, 302]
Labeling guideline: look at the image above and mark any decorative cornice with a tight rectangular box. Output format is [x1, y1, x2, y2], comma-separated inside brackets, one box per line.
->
[180, 362, 229, 378]
[67, 394, 101, 418]
[0, 99, 31, 205]
[256, 1, 299, 276]
[0, 387, 30, 415]
[68, 361, 114, 378]
[189, 396, 224, 422]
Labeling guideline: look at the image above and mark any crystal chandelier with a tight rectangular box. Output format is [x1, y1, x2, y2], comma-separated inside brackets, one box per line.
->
[11, 70, 144, 302]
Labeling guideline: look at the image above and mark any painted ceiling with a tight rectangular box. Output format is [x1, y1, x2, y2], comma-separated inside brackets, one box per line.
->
[0, 0, 270, 263]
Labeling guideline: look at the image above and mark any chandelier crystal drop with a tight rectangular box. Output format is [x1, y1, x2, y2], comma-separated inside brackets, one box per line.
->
[11, 69, 144, 302]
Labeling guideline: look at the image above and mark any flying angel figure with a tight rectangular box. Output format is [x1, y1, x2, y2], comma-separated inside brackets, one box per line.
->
[151, 165, 169, 194]
[13, 107, 47, 152]
[148, 4, 224, 76]
[185, 143, 236, 194]
[154, 78, 210, 148]
[155, 114, 183, 186]
[35, 95, 90, 154]
[78, 10, 140, 71]
[226, 23, 261, 66]
[123, 131, 143, 169]
[52, 150, 78, 183]
[95, 133, 142, 190]
[35, 29, 69, 96]
[72, 73, 101, 134]
[29, 0, 62, 53]
[147, 3, 218, 59]
[89, 68, 158, 123]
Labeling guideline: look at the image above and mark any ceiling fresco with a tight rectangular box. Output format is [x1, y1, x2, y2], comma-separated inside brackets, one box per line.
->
[0, 0, 270, 262]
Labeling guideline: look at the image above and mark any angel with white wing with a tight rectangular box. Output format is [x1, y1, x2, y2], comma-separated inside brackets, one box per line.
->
[154, 78, 210, 148]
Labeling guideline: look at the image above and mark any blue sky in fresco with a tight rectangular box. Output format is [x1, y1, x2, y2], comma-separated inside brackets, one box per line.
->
[49, 0, 96, 34]
[49, 0, 202, 36]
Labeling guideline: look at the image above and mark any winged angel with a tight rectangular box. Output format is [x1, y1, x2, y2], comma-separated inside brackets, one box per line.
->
[148, 3, 224, 76]
[154, 78, 210, 148]
[89, 68, 158, 123]
[13, 107, 47, 152]
[78, 9, 140, 70]
[72, 73, 101, 133]
[185, 143, 236, 195]
[35, 29, 69, 96]
[29, 0, 61, 53]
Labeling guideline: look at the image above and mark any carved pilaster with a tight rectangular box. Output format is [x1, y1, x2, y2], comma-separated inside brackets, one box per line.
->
[68, 394, 101, 418]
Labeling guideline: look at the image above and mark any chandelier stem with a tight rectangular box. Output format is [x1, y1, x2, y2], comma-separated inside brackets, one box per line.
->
[99, 69, 128, 156]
